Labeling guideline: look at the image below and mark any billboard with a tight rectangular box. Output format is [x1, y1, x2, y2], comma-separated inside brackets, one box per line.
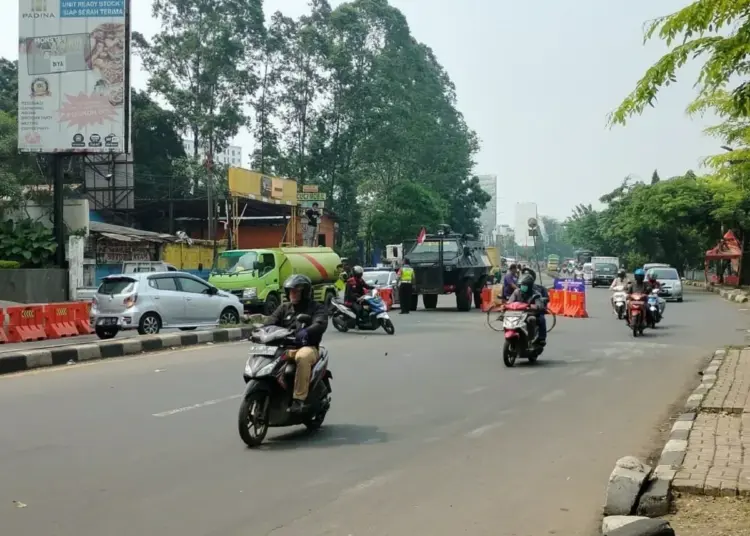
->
[227, 168, 298, 206]
[17, 0, 130, 153]
[513, 202, 539, 247]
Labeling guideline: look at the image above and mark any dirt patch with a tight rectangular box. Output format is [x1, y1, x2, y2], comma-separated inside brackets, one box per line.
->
[665, 494, 750, 535]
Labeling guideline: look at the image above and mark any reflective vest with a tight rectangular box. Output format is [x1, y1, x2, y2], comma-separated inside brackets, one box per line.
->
[400, 266, 414, 283]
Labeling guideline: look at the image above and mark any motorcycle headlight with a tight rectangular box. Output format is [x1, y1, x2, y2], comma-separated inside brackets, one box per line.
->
[245, 358, 276, 376]
[244, 358, 254, 375]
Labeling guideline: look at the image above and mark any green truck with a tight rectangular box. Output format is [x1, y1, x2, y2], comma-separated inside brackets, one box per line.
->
[208, 247, 342, 314]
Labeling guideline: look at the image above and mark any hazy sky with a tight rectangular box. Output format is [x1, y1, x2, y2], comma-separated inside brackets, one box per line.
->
[4, 0, 718, 222]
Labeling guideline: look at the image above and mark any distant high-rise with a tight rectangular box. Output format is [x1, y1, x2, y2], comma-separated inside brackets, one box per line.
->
[477, 175, 497, 245]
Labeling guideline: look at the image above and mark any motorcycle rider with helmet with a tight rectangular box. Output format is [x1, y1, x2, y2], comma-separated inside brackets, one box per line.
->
[508, 272, 548, 346]
[263, 274, 328, 413]
[610, 268, 627, 290]
[625, 268, 652, 325]
[345, 265, 374, 321]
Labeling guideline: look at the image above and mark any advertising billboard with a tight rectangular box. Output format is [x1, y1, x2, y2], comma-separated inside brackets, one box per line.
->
[17, 0, 130, 153]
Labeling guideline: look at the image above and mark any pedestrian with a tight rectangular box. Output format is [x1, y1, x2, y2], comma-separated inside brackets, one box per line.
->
[502, 263, 519, 300]
[397, 257, 415, 314]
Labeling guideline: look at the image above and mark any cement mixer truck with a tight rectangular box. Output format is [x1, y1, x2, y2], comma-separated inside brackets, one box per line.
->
[209, 247, 342, 315]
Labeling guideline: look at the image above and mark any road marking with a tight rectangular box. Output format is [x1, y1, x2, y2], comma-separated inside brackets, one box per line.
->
[584, 368, 605, 377]
[464, 386, 487, 394]
[152, 394, 241, 417]
[466, 422, 503, 438]
[539, 389, 565, 402]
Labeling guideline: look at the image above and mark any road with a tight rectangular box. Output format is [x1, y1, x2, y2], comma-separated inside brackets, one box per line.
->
[0, 288, 746, 536]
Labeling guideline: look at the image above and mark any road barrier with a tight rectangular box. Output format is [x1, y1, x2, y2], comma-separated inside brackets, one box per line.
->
[1, 301, 94, 343]
[554, 279, 589, 318]
[379, 287, 393, 310]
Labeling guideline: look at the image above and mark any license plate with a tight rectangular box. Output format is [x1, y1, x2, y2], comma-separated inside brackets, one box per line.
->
[248, 345, 276, 356]
[97, 317, 118, 326]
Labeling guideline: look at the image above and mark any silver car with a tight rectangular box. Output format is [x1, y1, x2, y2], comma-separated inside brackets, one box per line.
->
[364, 269, 400, 306]
[646, 266, 683, 302]
[91, 271, 243, 339]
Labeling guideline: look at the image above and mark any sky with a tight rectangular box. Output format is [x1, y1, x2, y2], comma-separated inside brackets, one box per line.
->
[4, 0, 719, 223]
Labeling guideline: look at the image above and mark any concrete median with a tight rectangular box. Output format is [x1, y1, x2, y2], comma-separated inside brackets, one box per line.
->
[0, 326, 253, 376]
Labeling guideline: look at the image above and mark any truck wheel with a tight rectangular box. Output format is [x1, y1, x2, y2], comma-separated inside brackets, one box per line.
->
[264, 293, 280, 316]
[422, 294, 438, 309]
[410, 294, 419, 311]
[456, 284, 472, 311]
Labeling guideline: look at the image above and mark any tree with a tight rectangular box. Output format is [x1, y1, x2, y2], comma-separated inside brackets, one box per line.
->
[133, 0, 265, 157]
[131, 90, 188, 200]
[0, 58, 17, 116]
[651, 170, 660, 184]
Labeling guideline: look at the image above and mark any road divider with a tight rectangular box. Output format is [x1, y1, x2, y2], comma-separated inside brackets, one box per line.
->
[2, 302, 93, 343]
[0, 325, 254, 377]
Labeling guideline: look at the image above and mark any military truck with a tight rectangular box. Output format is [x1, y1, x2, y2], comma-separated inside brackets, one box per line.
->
[404, 226, 492, 311]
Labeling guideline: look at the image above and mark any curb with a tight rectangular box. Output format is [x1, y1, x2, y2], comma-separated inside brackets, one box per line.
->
[639, 348, 726, 516]
[0, 326, 254, 376]
[683, 280, 749, 303]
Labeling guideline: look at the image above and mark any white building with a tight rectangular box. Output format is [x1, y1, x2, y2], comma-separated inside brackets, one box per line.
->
[477, 174, 498, 245]
[182, 138, 243, 167]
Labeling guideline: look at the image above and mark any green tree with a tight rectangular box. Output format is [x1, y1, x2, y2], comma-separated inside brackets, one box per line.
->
[0, 58, 17, 116]
[651, 170, 660, 184]
[133, 0, 265, 157]
[131, 90, 188, 200]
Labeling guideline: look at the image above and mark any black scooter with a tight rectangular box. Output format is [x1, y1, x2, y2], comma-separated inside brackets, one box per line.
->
[237, 314, 332, 447]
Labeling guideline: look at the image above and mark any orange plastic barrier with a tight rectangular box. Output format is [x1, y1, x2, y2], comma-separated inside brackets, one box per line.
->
[563, 289, 588, 318]
[547, 289, 565, 315]
[480, 287, 493, 312]
[379, 288, 393, 311]
[43, 303, 80, 338]
[72, 302, 93, 334]
[7, 305, 47, 342]
[0, 309, 7, 343]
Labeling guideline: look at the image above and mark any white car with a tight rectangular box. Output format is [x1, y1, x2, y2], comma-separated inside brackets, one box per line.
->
[646, 266, 683, 302]
[364, 268, 400, 306]
[90, 271, 243, 339]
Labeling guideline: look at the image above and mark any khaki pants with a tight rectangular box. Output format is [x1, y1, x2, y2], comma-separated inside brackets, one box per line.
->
[293, 346, 319, 400]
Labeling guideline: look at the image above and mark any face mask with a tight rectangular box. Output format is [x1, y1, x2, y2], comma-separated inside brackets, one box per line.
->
[520, 285, 529, 293]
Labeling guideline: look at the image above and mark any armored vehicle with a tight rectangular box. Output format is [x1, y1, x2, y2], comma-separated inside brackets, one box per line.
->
[404, 226, 492, 311]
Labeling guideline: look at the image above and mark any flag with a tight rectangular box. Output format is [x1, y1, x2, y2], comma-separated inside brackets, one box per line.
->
[417, 227, 426, 244]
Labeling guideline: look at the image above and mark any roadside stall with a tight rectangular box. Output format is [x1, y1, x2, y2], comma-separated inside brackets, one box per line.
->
[705, 230, 743, 286]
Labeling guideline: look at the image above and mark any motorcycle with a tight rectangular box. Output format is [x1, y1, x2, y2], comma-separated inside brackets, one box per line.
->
[647, 289, 662, 328]
[628, 293, 647, 337]
[501, 296, 547, 367]
[611, 284, 627, 320]
[330, 289, 395, 335]
[237, 314, 332, 447]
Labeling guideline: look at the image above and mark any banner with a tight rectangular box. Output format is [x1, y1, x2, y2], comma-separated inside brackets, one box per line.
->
[17, 0, 130, 153]
[553, 278, 585, 293]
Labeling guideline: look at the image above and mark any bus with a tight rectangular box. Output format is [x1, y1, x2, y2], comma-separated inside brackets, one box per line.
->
[547, 254, 560, 272]
[575, 249, 593, 265]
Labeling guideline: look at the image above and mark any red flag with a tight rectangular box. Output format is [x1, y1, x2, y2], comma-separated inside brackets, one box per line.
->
[417, 227, 426, 244]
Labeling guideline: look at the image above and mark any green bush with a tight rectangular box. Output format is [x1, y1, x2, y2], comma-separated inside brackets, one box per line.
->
[0, 260, 20, 269]
[0, 219, 56, 267]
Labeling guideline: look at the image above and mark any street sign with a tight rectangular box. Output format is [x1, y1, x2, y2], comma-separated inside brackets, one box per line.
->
[301, 185, 319, 193]
[297, 192, 326, 201]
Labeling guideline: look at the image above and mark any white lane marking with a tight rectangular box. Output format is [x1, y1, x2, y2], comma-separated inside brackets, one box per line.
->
[584, 368, 605, 377]
[539, 389, 565, 402]
[464, 386, 487, 395]
[466, 422, 503, 438]
[152, 394, 242, 417]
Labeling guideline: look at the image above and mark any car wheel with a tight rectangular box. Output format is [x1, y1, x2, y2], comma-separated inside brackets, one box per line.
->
[676, 297, 683, 303]
[264, 293, 280, 316]
[95, 326, 118, 340]
[220, 307, 240, 325]
[138, 313, 162, 335]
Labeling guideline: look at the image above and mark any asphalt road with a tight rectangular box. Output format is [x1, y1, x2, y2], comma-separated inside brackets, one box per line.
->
[1, 288, 747, 536]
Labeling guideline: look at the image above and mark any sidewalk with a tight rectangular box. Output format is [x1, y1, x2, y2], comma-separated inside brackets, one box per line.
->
[672, 348, 750, 496]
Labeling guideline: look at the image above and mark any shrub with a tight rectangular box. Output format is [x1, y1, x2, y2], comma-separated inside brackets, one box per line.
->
[0, 260, 20, 269]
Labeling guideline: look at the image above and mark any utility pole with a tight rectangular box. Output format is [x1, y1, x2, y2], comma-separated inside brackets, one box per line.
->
[206, 137, 214, 241]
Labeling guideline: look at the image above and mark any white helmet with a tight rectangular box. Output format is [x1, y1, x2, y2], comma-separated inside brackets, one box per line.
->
[352, 265, 364, 276]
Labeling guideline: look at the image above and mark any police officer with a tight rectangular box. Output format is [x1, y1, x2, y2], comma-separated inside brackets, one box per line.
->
[397, 257, 415, 314]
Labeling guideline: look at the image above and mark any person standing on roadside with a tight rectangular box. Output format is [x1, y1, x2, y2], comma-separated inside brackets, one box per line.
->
[502, 263, 519, 300]
[397, 257, 415, 314]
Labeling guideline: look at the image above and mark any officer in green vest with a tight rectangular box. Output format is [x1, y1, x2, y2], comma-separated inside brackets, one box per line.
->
[397, 257, 415, 314]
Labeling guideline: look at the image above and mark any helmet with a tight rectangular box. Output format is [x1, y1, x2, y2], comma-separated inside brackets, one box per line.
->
[283, 274, 312, 301]
[519, 273, 535, 288]
[521, 266, 537, 283]
[352, 265, 364, 277]
[618, 268, 626, 278]
[634, 268, 645, 283]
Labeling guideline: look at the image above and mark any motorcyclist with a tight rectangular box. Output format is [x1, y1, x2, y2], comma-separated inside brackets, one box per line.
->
[646, 269, 666, 319]
[508, 272, 547, 346]
[344, 265, 373, 321]
[609, 268, 628, 290]
[625, 268, 652, 325]
[264, 274, 328, 412]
